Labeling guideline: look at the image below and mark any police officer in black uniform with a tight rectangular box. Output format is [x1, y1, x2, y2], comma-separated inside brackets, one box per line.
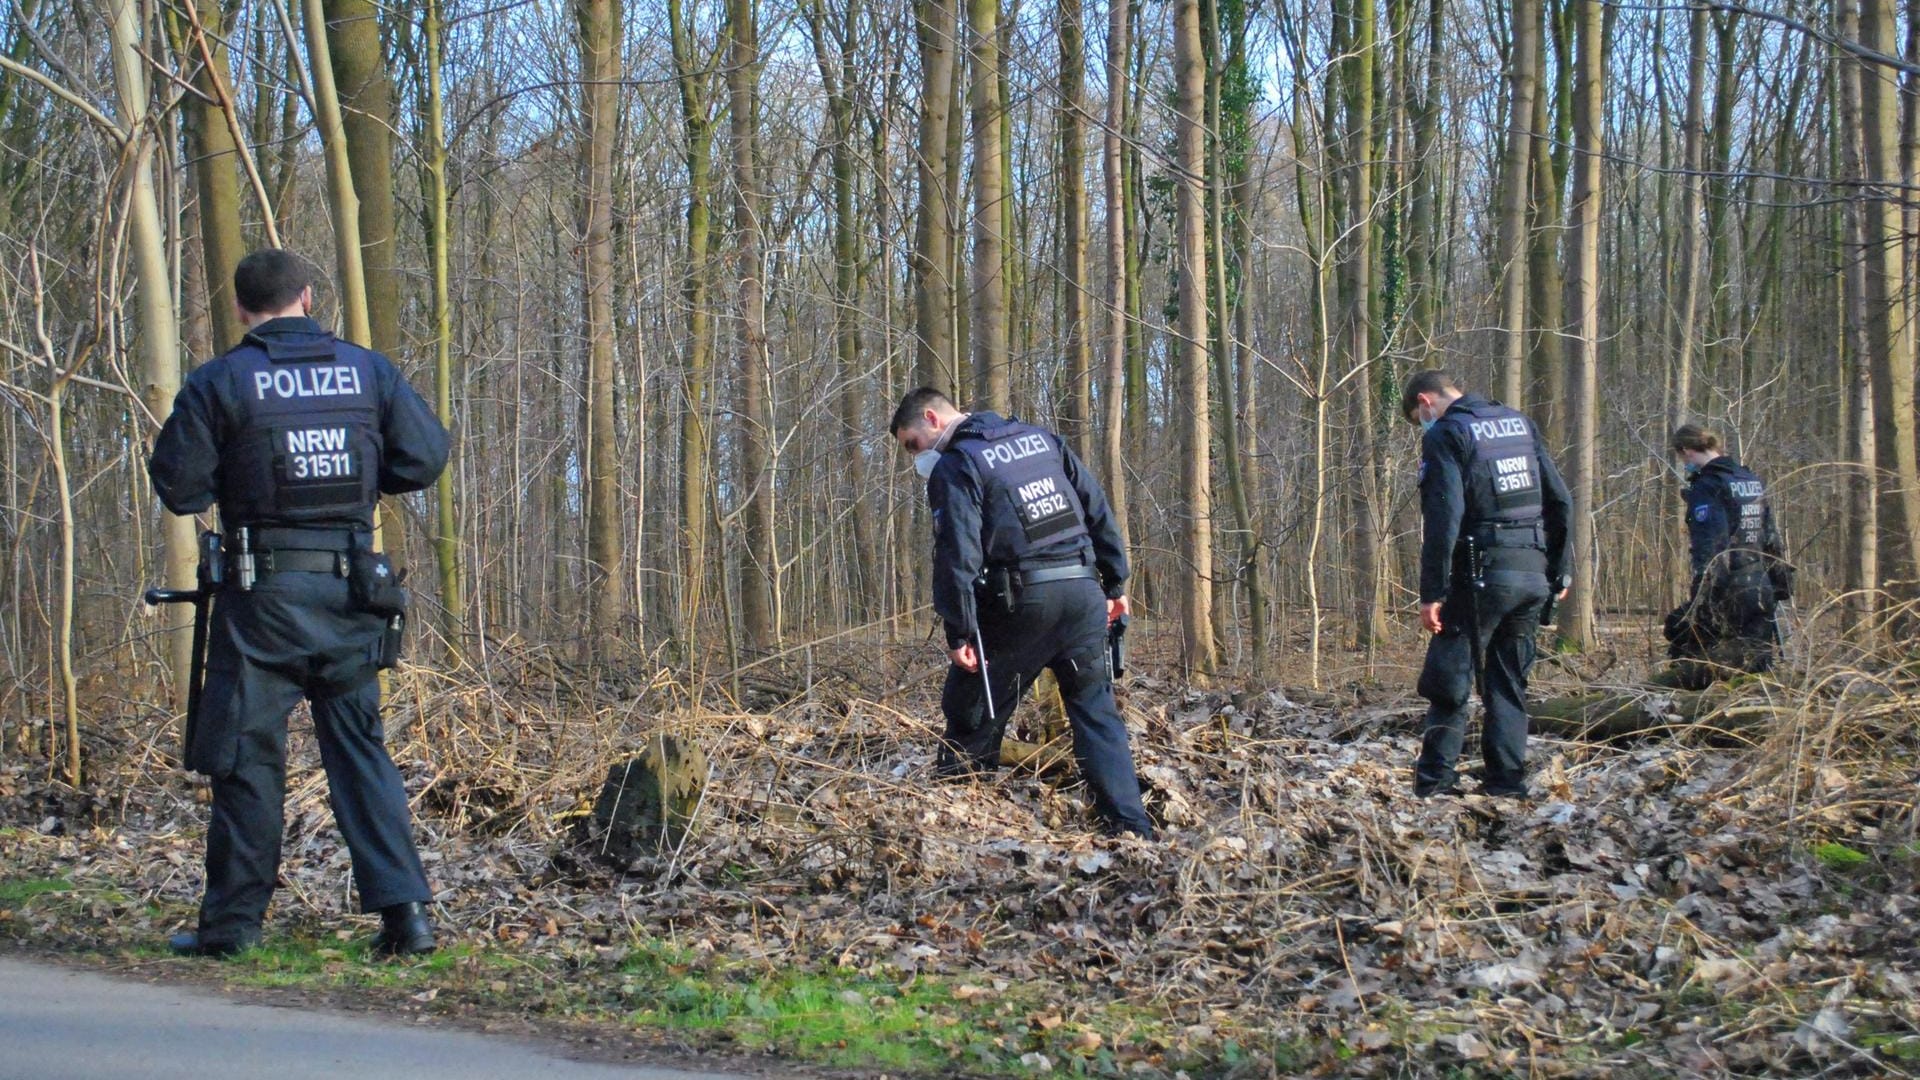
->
[149, 250, 449, 957]
[1403, 371, 1572, 798]
[1663, 423, 1789, 686]
[889, 388, 1153, 838]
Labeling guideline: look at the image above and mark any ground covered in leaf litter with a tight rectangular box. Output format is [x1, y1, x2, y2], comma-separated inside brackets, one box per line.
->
[3, 637, 1918, 1078]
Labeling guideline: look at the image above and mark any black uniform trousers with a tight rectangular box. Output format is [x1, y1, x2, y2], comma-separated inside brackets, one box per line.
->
[193, 569, 429, 946]
[1666, 581, 1777, 677]
[1415, 569, 1550, 797]
[938, 577, 1153, 837]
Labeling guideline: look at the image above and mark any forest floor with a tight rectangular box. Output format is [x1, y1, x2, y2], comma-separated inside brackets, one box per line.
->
[1, 618, 1917, 1078]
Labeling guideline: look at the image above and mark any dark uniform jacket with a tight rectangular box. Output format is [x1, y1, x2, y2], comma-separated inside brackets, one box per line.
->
[1417, 394, 1573, 603]
[149, 317, 449, 526]
[1683, 456, 1787, 603]
[924, 412, 1127, 648]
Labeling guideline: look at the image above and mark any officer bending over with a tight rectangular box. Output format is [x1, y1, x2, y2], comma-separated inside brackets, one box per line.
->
[149, 250, 449, 957]
[1404, 370, 1571, 798]
[1663, 423, 1789, 687]
[890, 388, 1153, 838]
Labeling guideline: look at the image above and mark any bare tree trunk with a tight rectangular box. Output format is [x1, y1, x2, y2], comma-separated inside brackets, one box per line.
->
[968, 0, 1010, 410]
[577, 0, 624, 645]
[1100, 0, 1131, 541]
[1838, 0, 1880, 637]
[729, 0, 776, 648]
[1208, 0, 1267, 676]
[1172, 0, 1216, 672]
[805, 0, 876, 619]
[111, 0, 196, 727]
[1564, 0, 1603, 646]
[299, 0, 371, 345]
[1860, 0, 1920, 601]
[422, 0, 464, 646]
[1333, 0, 1386, 651]
[1672, 0, 1707, 431]
[1528, 0, 1568, 438]
[322, 0, 400, 357]
[168, 0, 246, 351]
[1059, 0, 1091, 459]
[1497, 0, 1540, 406]
[1405, 0, 1444, 342]
[670, 0, 719, 648]
[912, 0, 959, 391]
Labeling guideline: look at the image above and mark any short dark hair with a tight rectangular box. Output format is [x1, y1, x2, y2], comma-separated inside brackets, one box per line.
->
[890, 387, 954, 436]
[233, 249, 311, 314]
[1670, 423, 1722, 455]
[1400, 369, 1461, 422]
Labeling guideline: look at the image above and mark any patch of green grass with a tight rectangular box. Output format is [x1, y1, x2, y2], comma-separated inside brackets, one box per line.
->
[1813, 842, 1871, 871]
[1861, 1032, 1920, 1062]
[0, 875, 73, 904]
[623, 966, 1022, 1071]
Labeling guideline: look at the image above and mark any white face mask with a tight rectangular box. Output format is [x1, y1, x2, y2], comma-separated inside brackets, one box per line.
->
[913, 449, 941, 478]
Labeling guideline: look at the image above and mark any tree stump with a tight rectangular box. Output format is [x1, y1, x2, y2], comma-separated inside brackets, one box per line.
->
[581, 733, 707, 864]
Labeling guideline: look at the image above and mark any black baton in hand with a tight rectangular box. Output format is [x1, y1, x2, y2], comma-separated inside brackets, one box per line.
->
[975, 629, 996, 724]
[145, 531, 221, 766]
[145, 586, 208, 766]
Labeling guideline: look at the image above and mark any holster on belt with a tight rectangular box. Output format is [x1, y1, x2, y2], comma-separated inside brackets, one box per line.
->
[976, 567, 1019, 615]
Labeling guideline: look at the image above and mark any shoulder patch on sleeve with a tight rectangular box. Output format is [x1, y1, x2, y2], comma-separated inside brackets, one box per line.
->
[1417, 459, 1427, 483]
[1693, 504, 1711, 523]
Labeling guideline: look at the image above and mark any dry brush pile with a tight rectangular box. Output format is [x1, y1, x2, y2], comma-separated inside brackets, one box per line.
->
[3, 623, 1918, 1076]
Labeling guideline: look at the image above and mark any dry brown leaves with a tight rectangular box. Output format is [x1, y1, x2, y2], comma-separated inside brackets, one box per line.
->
[3, 637, 1918, 1077]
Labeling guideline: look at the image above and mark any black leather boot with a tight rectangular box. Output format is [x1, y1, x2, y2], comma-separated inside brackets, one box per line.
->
[371, 901, 436, 957]
[167, 930, 255, 958]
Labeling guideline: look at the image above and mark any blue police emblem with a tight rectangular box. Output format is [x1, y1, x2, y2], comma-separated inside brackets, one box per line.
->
[1693, 504, 1710, 523]
[1417, 459, 1427, 483]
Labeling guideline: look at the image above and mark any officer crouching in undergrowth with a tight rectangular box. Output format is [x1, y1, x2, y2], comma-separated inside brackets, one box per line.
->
[1663, 423, 1791, 688]
[148, 249, 449, 957]
[1403, 370, 1572, 799]
[889, 388, 1154, 838]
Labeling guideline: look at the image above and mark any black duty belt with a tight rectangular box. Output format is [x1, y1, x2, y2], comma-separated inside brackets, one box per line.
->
[241, 526, 357, 553]
[1473, 521, 1547, 550]
[255, 549, 349, 576]
[1019, 565, 1098, 586]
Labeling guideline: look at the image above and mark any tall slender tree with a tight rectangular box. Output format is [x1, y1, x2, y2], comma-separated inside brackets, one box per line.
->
[1859, 0, 1920, 599]
[110, 0, 195, 737]
[323, 0, 401, 358]
[577, 0, 625, 643]
[1496, 0, 1541, 405]
[730, 0, 777, 647]
[669, 0, 722, 644]
[421, 0, 464, 642]
[1563, 0, 1603, 645]
[912, 0, 961, 392]
[1100, 0, 1132, 538]
[1059, 0, 1092, 458]
[969, 0, 1010, 410]
[1173, 0, 1216, 672]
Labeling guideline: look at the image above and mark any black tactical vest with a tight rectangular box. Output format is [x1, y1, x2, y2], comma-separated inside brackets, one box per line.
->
[1450, 399, 1543, 527]
[1708, 461, 1769, 571]
[219, 332, 382, 525]
[951, 417, 1089, 567]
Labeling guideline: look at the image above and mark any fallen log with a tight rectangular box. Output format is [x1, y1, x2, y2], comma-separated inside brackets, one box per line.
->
[1527, 682, 1780, 741]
